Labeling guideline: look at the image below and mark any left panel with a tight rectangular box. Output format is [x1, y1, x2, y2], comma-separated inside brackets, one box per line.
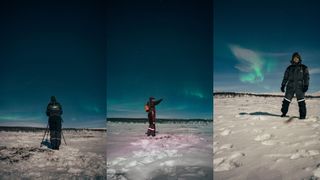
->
[0, 0, 107, 178]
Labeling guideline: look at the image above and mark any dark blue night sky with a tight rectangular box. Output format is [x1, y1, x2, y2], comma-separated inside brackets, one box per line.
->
[214, 0, 320, 93]
[0, 1, 106, 128]
[107, 0, 213, 119]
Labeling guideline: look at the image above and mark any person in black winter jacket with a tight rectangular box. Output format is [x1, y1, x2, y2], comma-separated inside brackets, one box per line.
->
[280, 52, 309, 119]
[145, 97, 162, 136]
[46, 96, 63, 150]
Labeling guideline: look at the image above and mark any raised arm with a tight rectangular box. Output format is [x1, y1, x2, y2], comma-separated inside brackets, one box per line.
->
[154, 99, 163, 105]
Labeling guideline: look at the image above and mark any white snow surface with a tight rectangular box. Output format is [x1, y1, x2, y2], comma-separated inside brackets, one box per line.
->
[0, 130, 106, 179]
[214, 95, 320, 180]
[107, 122, 213, 180]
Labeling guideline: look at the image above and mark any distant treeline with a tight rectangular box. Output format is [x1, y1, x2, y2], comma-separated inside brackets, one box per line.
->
[214, 92, 320, 99]
[0, 126, 106, 132]
[107, 118, 213, 123]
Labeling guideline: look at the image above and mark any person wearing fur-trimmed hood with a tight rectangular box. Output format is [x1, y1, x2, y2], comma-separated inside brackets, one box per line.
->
[280, 52, 309, 119]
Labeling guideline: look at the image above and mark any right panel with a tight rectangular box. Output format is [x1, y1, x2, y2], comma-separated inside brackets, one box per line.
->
[214, 0, 320, 179]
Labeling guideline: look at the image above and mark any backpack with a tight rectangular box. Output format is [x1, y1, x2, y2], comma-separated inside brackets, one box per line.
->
[144, 104, 150, 112]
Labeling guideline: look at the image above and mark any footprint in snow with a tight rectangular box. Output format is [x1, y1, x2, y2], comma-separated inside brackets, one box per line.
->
[214, 152, 245, 172]
[261, 140, 277, 146]
[254, 134, 272, 141]
[220, 129, 231, 136]
[290, 149, 320, 159]
[219, 144, 233, 150]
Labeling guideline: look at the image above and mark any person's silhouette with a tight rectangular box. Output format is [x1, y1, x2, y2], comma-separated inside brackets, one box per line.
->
[46, 96, 63, 150]
[145, 97, 162, 136]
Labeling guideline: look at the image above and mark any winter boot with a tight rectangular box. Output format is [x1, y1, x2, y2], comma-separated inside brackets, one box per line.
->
[298, 101, 306, 119]
[51, 139, 56, 149]
[151, 124, 156, 137]
[147, 124, 152, 136]
[56, 139, 61, 150]
[281, 99, 290, 117]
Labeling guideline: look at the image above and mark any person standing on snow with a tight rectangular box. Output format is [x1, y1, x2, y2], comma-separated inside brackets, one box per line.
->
[280, 52, 309, 119]
[46, 96, 63, 150]
[145, 97, 163, 136]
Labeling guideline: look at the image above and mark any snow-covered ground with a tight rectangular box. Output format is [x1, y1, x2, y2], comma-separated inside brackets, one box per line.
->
[107, 121, 213, 180]
[0, 129, 106, 179]
[214, 95, 320, 180]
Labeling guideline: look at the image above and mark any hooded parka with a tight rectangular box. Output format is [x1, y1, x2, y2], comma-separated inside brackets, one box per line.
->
[146, 97, 162, 136]
[46, 96, 63, 150]
[281, 52, 309, 119]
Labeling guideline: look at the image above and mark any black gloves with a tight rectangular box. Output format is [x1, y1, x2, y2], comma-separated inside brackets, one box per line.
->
[303, 86, 308, 92]
[281, 85, 285, 93]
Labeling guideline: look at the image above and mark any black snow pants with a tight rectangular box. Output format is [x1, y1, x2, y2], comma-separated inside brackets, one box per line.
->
[147, 111, 156, 136]
[281, 83, 306, 118]
[49, 116, 62, 149]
